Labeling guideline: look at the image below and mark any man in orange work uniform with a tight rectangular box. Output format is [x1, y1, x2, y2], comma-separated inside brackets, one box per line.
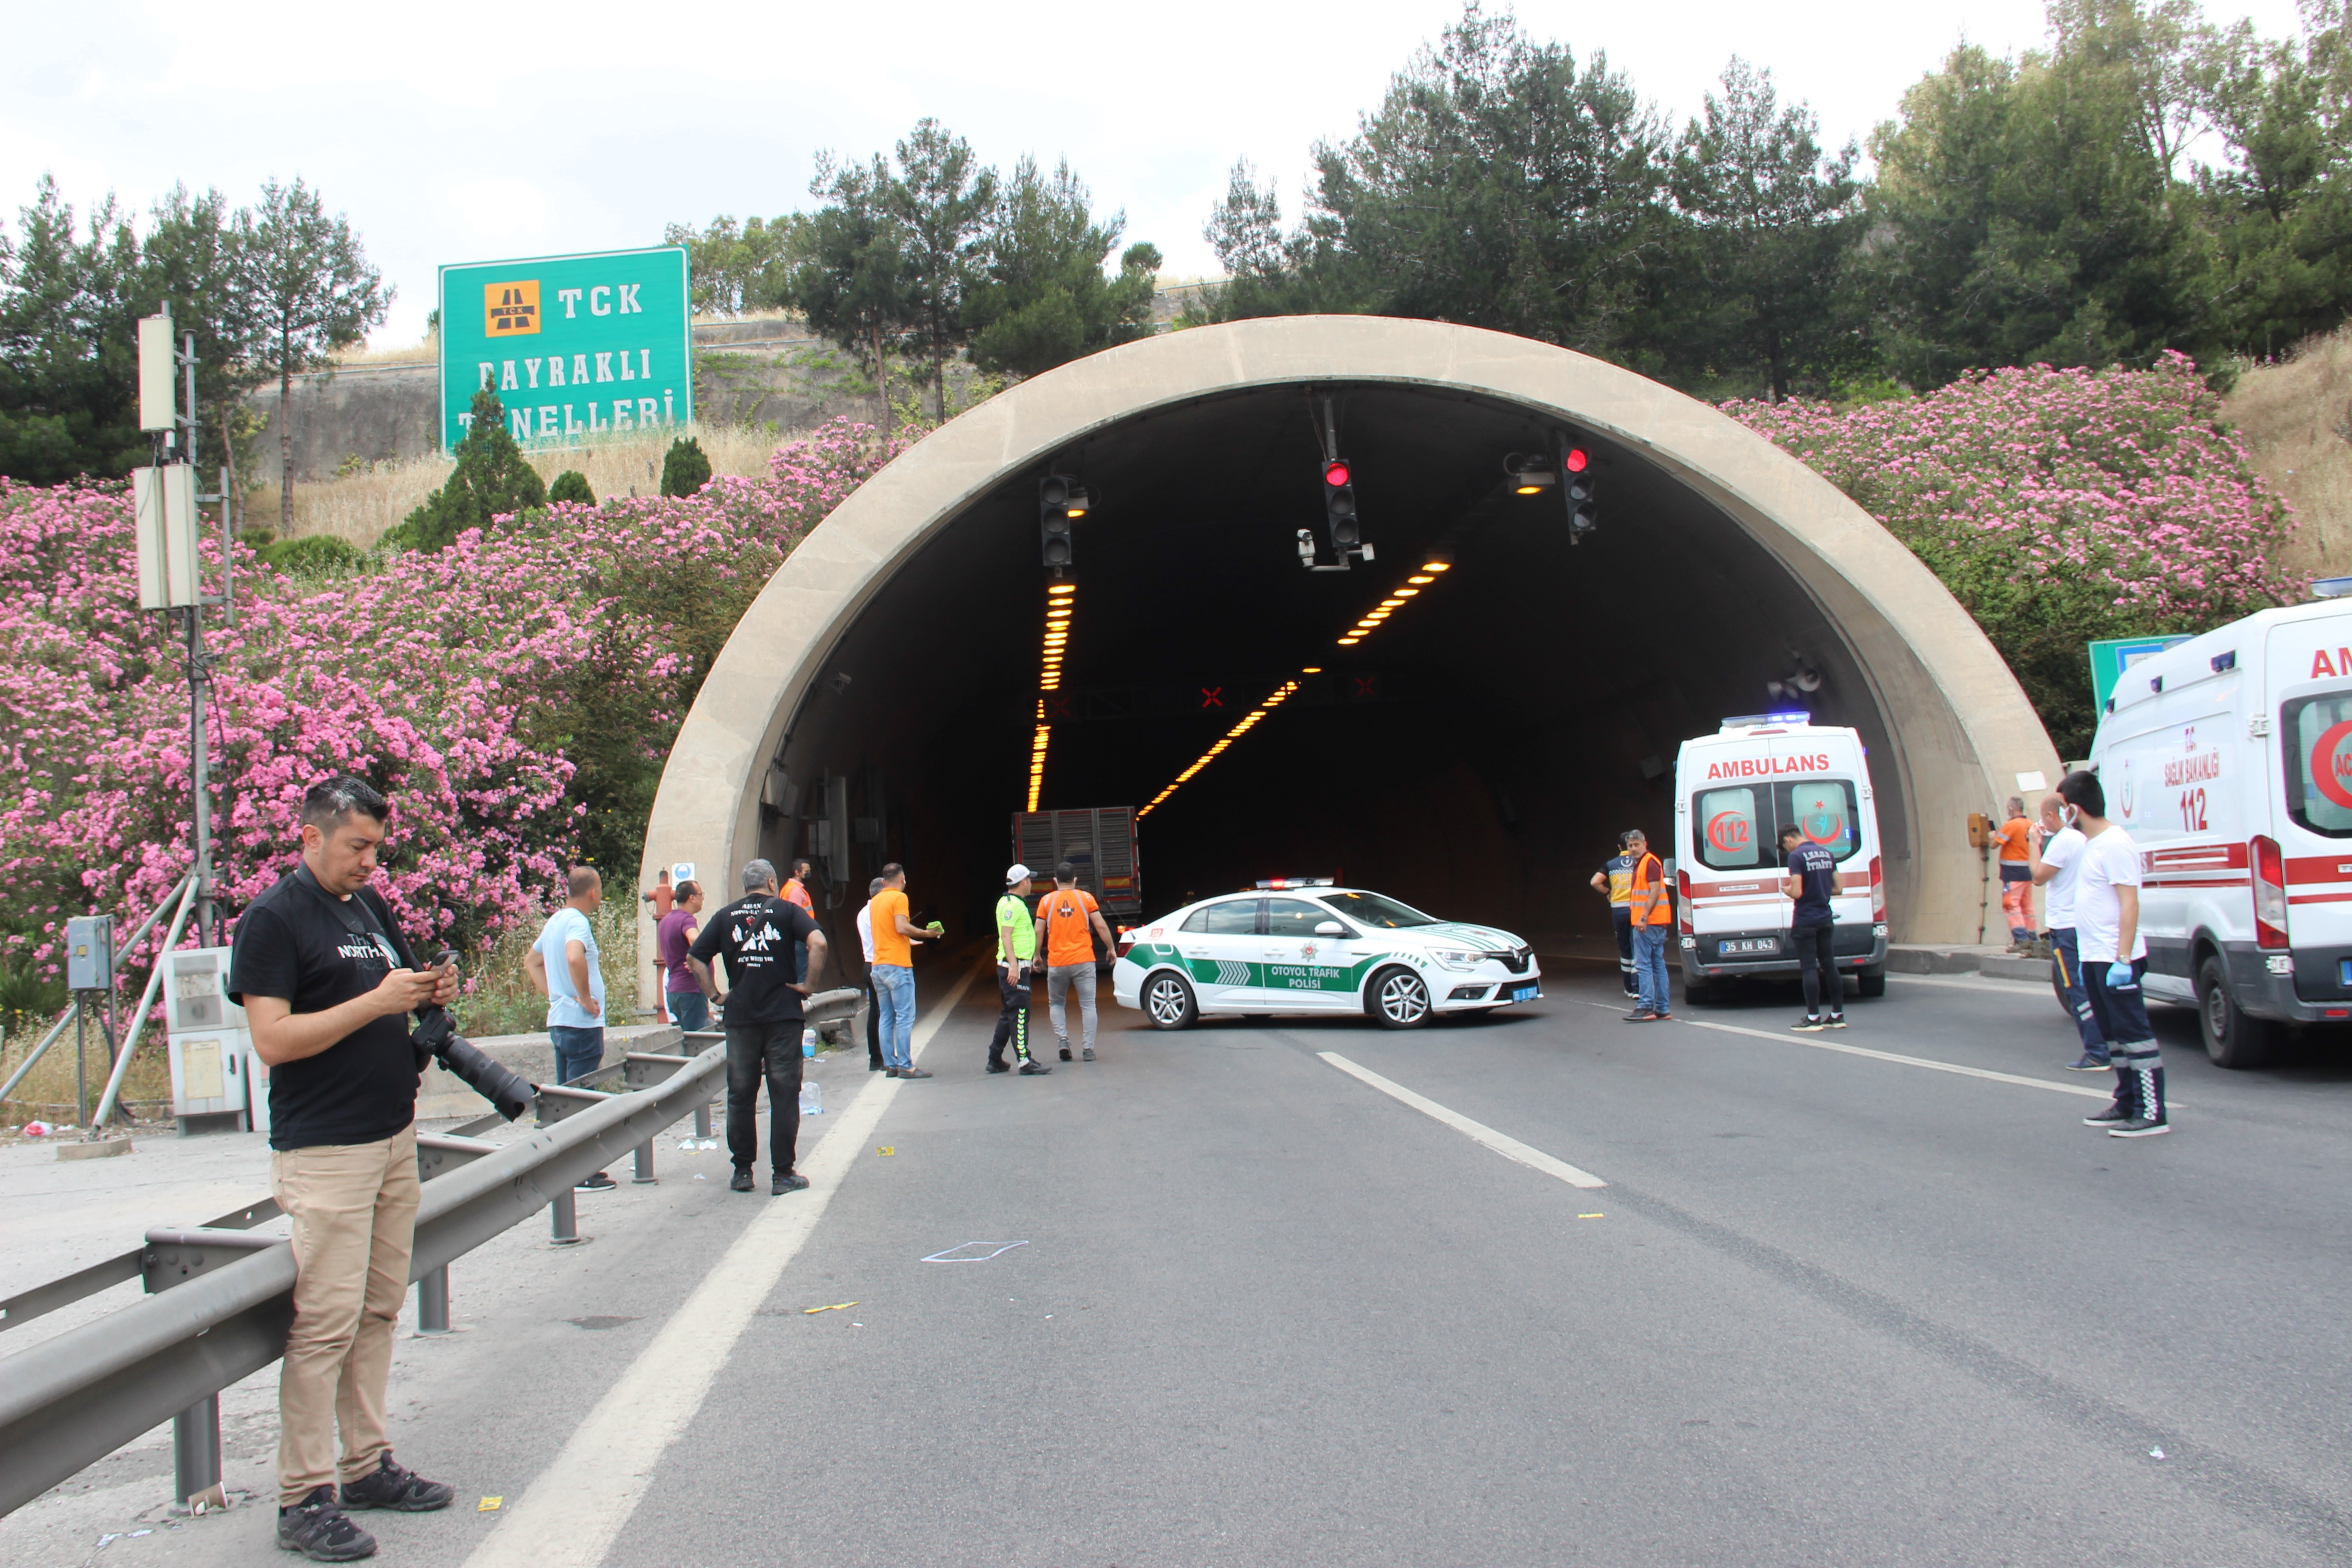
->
[1037, 862, 1117, 1062]
[1996, 796, 2035, 951]
[1624, 828, 1675, 1022]
[867, 863, 942, 1078]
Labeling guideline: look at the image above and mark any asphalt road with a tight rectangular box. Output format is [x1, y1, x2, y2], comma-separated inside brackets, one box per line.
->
[18, 961, 2352, 1565]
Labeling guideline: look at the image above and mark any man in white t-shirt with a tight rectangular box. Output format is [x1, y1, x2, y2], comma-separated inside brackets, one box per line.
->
[2058, 771, 2170, 1136]
[855, 876, 883, 1072]
[2029, 793, 2109, 1070]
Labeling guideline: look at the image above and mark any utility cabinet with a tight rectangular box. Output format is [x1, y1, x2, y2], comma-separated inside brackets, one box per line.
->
[162, 947, 251, 1130]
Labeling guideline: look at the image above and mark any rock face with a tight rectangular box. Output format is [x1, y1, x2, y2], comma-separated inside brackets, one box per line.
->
[246, 318, 884, 484]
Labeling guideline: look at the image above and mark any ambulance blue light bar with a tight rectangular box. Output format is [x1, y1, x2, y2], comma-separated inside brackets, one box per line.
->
[1720, 711, 1813, 730]
[1254, 877, 1335, 889]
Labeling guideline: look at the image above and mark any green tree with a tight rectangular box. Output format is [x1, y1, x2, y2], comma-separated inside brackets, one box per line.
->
[236, 177, 389, 530]
[791, 154, 914, 412]
[887, 120, 998, 420]
[136, 185, 262, 486]
[548, 469, 595, 505]
[388, 387, 546, 551]
[1663, 60, 1867, 400]
[659, 436, 710, 496]
[966, 156, 1161, 378]
[0, 177, 144, 481]
[662, 213, 807, 316]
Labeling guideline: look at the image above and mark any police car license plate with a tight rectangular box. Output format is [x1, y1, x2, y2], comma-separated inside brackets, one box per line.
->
[1722, 938, 1779, 955]
[1509, 984, 1540, 1004]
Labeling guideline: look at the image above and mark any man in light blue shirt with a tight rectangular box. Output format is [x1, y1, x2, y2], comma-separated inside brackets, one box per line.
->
[526, 866, 615, 1191]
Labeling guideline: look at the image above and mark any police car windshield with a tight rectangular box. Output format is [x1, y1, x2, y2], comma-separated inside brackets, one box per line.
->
[1320, 891, 1440, 928]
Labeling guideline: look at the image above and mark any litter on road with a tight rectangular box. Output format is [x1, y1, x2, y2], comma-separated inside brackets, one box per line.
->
[804, 1301, 858, 1314]
[922, 1240, 1030, 1262]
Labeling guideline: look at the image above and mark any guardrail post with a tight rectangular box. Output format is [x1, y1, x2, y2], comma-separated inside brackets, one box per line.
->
[632, 1137, 656, 1184]
[693, 1102, 712, 1140]
[172, 1394, 222, 1511]
[549, 1190, 580, 1245]
[416, 1266, 450, 1334]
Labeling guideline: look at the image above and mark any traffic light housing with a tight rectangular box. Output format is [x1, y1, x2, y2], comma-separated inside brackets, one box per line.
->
[1561, 439, 1597, 543]
[1040, 474, 1087, 568]
[1323, 458, 1360, 554]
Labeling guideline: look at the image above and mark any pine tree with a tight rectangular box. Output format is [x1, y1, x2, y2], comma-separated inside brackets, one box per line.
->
[659, 436, 711, 496]
[386, 387, 547, 551]
[548, 469, 595, 505]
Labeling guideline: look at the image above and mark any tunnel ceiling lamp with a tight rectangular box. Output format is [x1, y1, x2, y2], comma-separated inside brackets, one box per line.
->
[1028, 579, 1078, 809]
[1040, 474, 1086, 570]
[1136, 679, 1302, 820]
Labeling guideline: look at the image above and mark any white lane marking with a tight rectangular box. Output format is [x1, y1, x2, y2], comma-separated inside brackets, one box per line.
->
[464, 964, 985, 1568]
[1569, 998, 2111, 1101]
[1317, 1051, 1607, 1188]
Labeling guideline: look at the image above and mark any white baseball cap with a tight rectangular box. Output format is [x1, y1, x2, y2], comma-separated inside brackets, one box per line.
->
[1005, 863, 1034, 885]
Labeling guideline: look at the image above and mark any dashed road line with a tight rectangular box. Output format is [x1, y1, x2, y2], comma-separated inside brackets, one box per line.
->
[1317, 1051, 1607, 1187]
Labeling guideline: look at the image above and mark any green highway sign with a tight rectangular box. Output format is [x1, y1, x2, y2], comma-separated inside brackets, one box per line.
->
[437, 246, 691, 452]
[2089, 635, 2191, 710]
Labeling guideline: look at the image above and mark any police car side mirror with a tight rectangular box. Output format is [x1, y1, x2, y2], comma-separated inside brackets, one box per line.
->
[1315, 921, 1346, 937]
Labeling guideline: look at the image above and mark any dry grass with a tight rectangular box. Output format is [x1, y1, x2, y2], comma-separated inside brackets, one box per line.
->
[2227, 324, 2352, 585]
[452, 899, 642, 1040]
[0, 1011, 172, 1127]
[275, 424, 789, 549]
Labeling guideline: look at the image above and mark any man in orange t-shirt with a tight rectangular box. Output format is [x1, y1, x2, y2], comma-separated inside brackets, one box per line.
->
[866, 864, 941, 1078]
[1996, 795, 2035, 950]
[1035, 862, 1115, 1062]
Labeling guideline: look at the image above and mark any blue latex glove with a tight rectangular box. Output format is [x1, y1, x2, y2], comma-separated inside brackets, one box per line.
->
[2103, 963, 2134, 990]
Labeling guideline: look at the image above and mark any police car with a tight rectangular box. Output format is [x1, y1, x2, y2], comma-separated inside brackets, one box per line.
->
[1112, 880, 1542, 1029]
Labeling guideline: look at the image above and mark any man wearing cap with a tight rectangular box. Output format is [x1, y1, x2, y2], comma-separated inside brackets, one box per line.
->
[989, 865, 1050, 1075]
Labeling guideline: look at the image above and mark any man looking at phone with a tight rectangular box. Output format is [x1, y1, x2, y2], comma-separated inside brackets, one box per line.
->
[229, 775, 460, 1561]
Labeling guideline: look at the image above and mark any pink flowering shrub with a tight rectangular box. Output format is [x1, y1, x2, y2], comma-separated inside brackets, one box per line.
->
[1725, 355, 2297, 755]
[0, 416, 914, 997]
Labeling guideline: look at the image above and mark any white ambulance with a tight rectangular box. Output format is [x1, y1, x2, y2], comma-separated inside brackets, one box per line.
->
[2087, 593, 2352, 1067]
[1673, 715, 1890, 1002]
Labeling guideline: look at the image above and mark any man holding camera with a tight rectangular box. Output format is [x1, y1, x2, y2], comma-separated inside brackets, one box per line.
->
[229, 776, 461, 1561]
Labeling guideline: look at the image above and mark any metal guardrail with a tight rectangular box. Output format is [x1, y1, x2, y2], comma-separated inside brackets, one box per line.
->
[0, 992, 856, 1518]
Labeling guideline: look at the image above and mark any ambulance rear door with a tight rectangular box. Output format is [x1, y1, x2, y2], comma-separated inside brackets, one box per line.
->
[2268, 612, 2352, 1008]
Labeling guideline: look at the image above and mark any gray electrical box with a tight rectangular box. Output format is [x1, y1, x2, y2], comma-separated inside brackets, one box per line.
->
[65, 916, 114, 991]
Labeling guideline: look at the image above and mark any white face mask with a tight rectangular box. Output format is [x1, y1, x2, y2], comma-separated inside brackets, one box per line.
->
[2062, 804, 2080, 826]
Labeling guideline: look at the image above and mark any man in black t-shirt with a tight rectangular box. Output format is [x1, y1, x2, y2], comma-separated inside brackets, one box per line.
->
[689, 858, 830, 1195]
[227, 775, 459, 1560]
[1779, 823, 1845, 1032]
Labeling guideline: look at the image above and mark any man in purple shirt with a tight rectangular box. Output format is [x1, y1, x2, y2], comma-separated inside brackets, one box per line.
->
[657, 881, 711, 1031]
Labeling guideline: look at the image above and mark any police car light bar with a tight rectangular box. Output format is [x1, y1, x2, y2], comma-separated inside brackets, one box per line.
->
[1720, 712, 1814, 730]
[1254, 877, 1336, 889]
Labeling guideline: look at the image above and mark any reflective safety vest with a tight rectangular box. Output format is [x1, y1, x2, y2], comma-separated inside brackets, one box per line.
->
[1627, 852, 1672, 927]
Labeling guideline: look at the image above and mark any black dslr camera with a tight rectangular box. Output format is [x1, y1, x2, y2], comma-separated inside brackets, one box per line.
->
[409, 948, 535, 1121]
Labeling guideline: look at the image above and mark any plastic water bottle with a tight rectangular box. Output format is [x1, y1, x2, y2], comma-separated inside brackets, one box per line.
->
[802, 1028, 818, 1058]
[799, 1079, 823, 1116]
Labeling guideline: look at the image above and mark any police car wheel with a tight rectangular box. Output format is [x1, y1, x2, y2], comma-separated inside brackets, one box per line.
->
[1143, 971, 1198, 1030]
[1369, 966, 1433, 1029]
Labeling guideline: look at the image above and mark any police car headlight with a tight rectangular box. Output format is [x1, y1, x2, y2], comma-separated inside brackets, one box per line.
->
[1430, 948, 1481, 971]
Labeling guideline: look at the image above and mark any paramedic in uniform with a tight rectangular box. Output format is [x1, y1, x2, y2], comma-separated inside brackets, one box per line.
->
[1589, 833, 1639, 998]
[2057, 771, 2171, 1137]
[2029, 792, 2110, 1070]
[1779, 823, 1846, 1030]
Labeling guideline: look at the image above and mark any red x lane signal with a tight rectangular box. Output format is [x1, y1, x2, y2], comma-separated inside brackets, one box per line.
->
[1199, 686, 1224, 709]
[1044, 693, 1074, 719]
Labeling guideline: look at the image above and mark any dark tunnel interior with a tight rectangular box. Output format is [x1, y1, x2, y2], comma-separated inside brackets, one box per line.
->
[755, 382, 1901, 958]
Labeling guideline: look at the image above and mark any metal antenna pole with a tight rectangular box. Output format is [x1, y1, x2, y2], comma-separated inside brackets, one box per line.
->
[189, 605, 213, 949]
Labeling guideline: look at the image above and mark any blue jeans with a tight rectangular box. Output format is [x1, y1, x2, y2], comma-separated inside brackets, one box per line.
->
[873, 964, 916, 1070]
[549, 1024, 605, 1085]
[2048, 927, 2107, 1060]
[667, 989, 710, 1033]
[1632, 925, 1671, 1014]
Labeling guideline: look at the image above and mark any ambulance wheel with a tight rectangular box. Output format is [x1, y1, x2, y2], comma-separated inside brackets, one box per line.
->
[1368, 966, 1434, 1029]
[2197, 954, 2274, 1068]
[1142, 971, 1198, 1031]
[1855, 966, 1886, 999]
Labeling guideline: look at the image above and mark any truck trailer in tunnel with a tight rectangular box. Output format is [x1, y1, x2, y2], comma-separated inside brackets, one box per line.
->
[634, 317, 2059, 1004]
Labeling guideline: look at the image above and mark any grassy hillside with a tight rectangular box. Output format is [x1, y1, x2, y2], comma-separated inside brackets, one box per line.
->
[2227, 325, 2352, 585]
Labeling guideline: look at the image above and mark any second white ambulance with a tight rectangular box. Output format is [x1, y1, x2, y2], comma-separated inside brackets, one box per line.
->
[2088, 593, 2352, 1067]
[1673, 715, 1891, 1002]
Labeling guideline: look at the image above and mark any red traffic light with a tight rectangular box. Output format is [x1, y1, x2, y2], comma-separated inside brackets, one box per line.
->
[1324, 460, 1350, 488]
[1564, 448, 1589, 473]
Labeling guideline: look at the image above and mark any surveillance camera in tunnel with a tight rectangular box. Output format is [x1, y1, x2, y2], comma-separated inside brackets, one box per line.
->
[1504, 452, 1557, 495]
[1040, 474, 1086, 568]
[1322, 458, 1362, 555]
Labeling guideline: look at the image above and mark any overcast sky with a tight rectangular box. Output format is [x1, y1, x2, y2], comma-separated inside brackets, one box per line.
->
[4, 0, 2311, 347]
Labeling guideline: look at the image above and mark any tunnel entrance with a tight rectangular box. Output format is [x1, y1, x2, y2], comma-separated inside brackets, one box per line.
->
[639, 317, 2057, 996]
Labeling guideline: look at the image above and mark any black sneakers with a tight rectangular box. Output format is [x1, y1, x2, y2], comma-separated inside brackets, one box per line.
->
[340, 1452, 454, 1513]
[574, 1171, 617, 1192]
[986, 1060, 1011, 1074]
[1793, 1015, 1827, 1032]
[2082, 1105, 2132, 1127]
[1823, 1015, 1847, 1029]
[1059, 1046, 1073, 1061]
[772, 1172, 811, 1194]
[279, 1487, 376, 1560]
[729, 1169, 755, 1192]
[2108, 1117, 2172, 1138]
[1019, 1060, 1052, 1075]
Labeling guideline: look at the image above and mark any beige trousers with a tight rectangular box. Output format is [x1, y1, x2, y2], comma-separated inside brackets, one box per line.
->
[270, 1122, 420, 1505]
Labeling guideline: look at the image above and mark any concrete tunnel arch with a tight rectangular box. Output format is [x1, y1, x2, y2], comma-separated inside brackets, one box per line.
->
[634, 315, 2059, 1001]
